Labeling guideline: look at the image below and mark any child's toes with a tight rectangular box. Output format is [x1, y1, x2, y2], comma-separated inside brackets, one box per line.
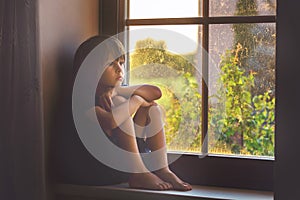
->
[177, 182, 192, 191]
[158, 182, 172, 190]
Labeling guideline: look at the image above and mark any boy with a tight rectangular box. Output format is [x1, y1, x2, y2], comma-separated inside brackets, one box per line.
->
[74, 35, 192, 191]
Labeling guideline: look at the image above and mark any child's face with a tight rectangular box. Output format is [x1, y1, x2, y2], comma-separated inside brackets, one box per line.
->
[99, 57, 125, 87]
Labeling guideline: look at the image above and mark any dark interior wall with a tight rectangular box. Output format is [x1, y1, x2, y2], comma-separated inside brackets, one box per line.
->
[275, 0, 300, 199]
[38, 0, 128, 189]
[39, 0, 99, 132]
[38, 0, 99, 192]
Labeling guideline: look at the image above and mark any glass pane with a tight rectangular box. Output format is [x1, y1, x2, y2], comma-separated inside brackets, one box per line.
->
[208, 23, 276, 157]
[129, 0, 202, 19]
[210, 0, 276, 16]
[127, 26, 203, 153]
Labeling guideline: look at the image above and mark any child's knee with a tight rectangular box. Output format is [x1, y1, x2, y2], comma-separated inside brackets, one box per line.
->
[149, 104, 163, 117]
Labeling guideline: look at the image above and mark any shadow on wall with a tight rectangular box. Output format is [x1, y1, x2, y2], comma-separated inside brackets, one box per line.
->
[48, 38, 129, 186]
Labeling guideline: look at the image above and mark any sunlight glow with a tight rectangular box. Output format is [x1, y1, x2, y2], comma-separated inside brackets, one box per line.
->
[129, 0, 201, 54]
[129, 0, 200, 19]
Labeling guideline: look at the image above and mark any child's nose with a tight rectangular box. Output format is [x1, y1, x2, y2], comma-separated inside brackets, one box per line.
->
[115, 63, 123, 73]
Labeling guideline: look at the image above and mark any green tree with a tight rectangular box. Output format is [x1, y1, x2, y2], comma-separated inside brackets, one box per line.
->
[210, 44, 275, 156]
[130, 36, 275, 155]
[233, 0, 257, 86]
[209, 0, 276, 156]
[233, 0, 276, 97]
[130, 38, 167, 69]
[130, 37, 195, 75]
[130, 38, 201, 151]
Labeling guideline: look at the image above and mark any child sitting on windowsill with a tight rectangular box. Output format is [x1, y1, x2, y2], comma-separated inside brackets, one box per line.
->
[74, 35, 192, 191]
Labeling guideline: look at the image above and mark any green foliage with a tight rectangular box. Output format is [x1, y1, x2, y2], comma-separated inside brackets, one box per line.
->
[169, 72, 201, 150]
[235, 0, 257, 16]
[130, 38, 201, 151]
[233, 0, 276, 97]
[130, 37, 195, 75]
[130, 38, 167, 69]
[210, 44, 275, 156]
[130, 75, 202, 152]
[207, 0, 275, 156]
[130, 37, 275, 156]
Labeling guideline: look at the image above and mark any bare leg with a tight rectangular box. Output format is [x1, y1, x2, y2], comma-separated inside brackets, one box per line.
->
[111, 96, 172, 190]
[134, 105, 192, 191]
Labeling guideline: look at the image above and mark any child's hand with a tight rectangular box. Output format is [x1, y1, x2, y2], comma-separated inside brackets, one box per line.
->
[98, 91, 113, 112]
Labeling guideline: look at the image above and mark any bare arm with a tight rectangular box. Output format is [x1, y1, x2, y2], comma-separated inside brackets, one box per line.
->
[116, 84, 162, 102]
[95, 95, 153, 135]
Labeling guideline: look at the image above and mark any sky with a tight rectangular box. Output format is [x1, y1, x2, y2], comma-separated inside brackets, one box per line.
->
[128, 0, 200, 54]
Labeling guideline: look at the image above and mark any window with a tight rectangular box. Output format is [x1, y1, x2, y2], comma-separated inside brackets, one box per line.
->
[100, 0, 276, 191]
[125, 0, 276, 158]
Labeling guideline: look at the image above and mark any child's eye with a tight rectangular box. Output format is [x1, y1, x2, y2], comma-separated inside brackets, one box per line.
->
[110, 61, 118, 67]
[109, 61, 114, 67]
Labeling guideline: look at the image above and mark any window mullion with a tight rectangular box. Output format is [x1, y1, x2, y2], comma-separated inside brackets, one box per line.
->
[201, 0, 209, 154]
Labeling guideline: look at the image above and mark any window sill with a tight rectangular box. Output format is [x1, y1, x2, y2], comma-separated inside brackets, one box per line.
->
[55, 183, 273, 200]
[168, 152, 275, 161]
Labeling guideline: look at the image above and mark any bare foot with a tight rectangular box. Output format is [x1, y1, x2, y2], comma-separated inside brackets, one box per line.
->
[128, 172, 173, 190]
[155, 169, 192, 191]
